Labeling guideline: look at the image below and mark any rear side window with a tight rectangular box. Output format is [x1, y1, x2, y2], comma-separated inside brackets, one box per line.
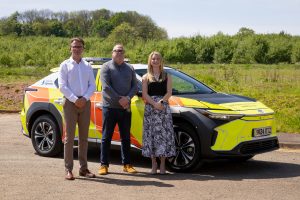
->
[54, 79, 59, 88]
[135, 69, 147, 77]
[93, 69, 98, 79]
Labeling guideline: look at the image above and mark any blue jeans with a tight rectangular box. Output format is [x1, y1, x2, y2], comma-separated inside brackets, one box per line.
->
[100, 107, 132, 166]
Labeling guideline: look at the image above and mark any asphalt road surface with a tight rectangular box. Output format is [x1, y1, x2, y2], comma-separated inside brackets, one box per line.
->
[1, 114, 300, 200]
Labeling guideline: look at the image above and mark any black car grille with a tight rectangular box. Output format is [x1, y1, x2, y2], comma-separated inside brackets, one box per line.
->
[239, 138, 279, 154]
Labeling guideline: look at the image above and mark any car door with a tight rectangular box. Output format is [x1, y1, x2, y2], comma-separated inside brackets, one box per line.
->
[52, 73, 96, 141]
[93, 68, 121, 143]
[93, 68, 144, 148]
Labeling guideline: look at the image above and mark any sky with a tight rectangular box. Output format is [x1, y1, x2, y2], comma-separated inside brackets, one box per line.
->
[0, 0, 299, 38]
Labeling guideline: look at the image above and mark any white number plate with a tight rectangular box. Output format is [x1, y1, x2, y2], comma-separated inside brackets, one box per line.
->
[252, 127, 272, 137]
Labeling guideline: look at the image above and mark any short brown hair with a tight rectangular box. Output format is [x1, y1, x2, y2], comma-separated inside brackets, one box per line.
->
[70, 37, 85, 47]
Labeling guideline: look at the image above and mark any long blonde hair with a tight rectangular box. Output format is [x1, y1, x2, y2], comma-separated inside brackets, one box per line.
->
[147, 51, 166, 82]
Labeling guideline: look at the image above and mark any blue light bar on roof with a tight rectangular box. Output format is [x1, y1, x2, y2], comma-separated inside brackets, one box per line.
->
[83, 57, 130, 63]
[83, 57, 111, 63]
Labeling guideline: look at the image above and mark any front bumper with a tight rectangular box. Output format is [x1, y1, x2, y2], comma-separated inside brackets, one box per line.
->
[211, 115, 276, 151]
[214, 136, 279, 157]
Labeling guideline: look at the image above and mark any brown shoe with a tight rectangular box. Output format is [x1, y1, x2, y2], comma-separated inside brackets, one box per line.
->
[65, 170, 75, 180]
[79, 169, 96, 178]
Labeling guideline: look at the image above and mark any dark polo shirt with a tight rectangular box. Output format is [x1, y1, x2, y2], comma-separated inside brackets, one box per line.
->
[100, 60, 137, 109]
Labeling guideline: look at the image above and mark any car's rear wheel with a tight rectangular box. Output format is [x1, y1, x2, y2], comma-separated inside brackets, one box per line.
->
[31, 114, 62, 156]
[167, 123, 202, 172]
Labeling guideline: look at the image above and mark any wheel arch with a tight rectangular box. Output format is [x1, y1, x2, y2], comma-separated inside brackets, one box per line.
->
[26, 102, 63, 138]
[173, 116, 200, 141]
[172, 107, 219, 158]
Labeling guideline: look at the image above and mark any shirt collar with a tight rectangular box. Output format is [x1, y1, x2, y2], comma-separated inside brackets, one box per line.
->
[112, 60, 124, 67]
[70, 57, 82, 64]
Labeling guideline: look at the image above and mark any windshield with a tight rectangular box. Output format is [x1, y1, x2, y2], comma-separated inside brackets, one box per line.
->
[135, 68, 214, 95]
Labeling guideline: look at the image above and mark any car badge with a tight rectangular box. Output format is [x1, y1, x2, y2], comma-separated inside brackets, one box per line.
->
[258, 109, 264, 114]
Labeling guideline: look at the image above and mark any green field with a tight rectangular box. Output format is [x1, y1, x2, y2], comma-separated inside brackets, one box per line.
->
[0, 64, 299, 133]
[173, 64, 300, 133]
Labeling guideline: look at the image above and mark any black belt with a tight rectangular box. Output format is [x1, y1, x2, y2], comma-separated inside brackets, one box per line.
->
[77, 96, 83, 98]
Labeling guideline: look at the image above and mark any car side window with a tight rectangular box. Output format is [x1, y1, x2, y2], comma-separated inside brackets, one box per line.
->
[54, 79, 59, 88]
[171, 74, 197, 94]
[135, 69, 147, 77]
[95, 69, 102, 91]
[93, 69, 98, 79]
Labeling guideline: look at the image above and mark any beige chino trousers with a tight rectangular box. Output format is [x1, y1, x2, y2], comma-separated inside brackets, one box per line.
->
[63, 98, 91, 172]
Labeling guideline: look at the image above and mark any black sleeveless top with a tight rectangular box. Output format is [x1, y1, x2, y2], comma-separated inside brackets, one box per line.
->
[147, 77, 167, 96]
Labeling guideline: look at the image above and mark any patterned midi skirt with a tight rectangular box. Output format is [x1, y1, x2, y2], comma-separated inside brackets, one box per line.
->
[142, 96, 176, 158]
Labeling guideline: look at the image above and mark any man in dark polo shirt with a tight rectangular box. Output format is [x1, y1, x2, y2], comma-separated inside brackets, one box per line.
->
[99, 44, 138, 175]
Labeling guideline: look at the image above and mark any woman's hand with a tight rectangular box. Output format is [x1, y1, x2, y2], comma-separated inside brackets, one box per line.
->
[153, 101, 164, 110]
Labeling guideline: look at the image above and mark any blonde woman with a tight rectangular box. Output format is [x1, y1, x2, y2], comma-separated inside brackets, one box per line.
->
[141, 51, 176, 174]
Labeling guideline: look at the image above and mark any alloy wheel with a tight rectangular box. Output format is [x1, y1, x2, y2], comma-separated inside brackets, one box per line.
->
[168, 130, 196, 167]
[34, 121, 55, 152]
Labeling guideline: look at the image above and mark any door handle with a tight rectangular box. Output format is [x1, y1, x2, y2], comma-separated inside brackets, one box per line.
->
[54, 98, 64, 105]
[95, 102, 103, 109]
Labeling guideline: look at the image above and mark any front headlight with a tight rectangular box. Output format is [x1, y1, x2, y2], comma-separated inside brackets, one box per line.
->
[196, 109, 244, 121]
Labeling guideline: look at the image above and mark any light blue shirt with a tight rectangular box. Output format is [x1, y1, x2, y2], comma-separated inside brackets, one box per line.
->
[58, 57, 96, 103]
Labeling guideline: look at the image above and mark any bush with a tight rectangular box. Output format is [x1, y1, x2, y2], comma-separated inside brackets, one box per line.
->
[0, 54, 13, 67]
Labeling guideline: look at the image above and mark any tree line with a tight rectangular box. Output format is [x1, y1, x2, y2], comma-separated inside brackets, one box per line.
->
[0, 9, 167, 40]
[0, 10, 300, 66]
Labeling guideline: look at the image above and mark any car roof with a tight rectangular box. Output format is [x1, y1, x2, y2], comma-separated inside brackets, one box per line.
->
[50, 57, 171, 72]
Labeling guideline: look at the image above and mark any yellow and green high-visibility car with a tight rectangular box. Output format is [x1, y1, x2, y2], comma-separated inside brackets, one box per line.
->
[20, 58, 279, 172]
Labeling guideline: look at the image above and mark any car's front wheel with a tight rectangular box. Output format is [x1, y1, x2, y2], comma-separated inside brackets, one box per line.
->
[31, 114, 62, 156]
[167, 123, 202, 172]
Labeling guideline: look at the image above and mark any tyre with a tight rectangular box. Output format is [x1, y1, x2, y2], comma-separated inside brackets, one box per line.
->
[167, 123, 202, 172]
[31, 114, 62, 156]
